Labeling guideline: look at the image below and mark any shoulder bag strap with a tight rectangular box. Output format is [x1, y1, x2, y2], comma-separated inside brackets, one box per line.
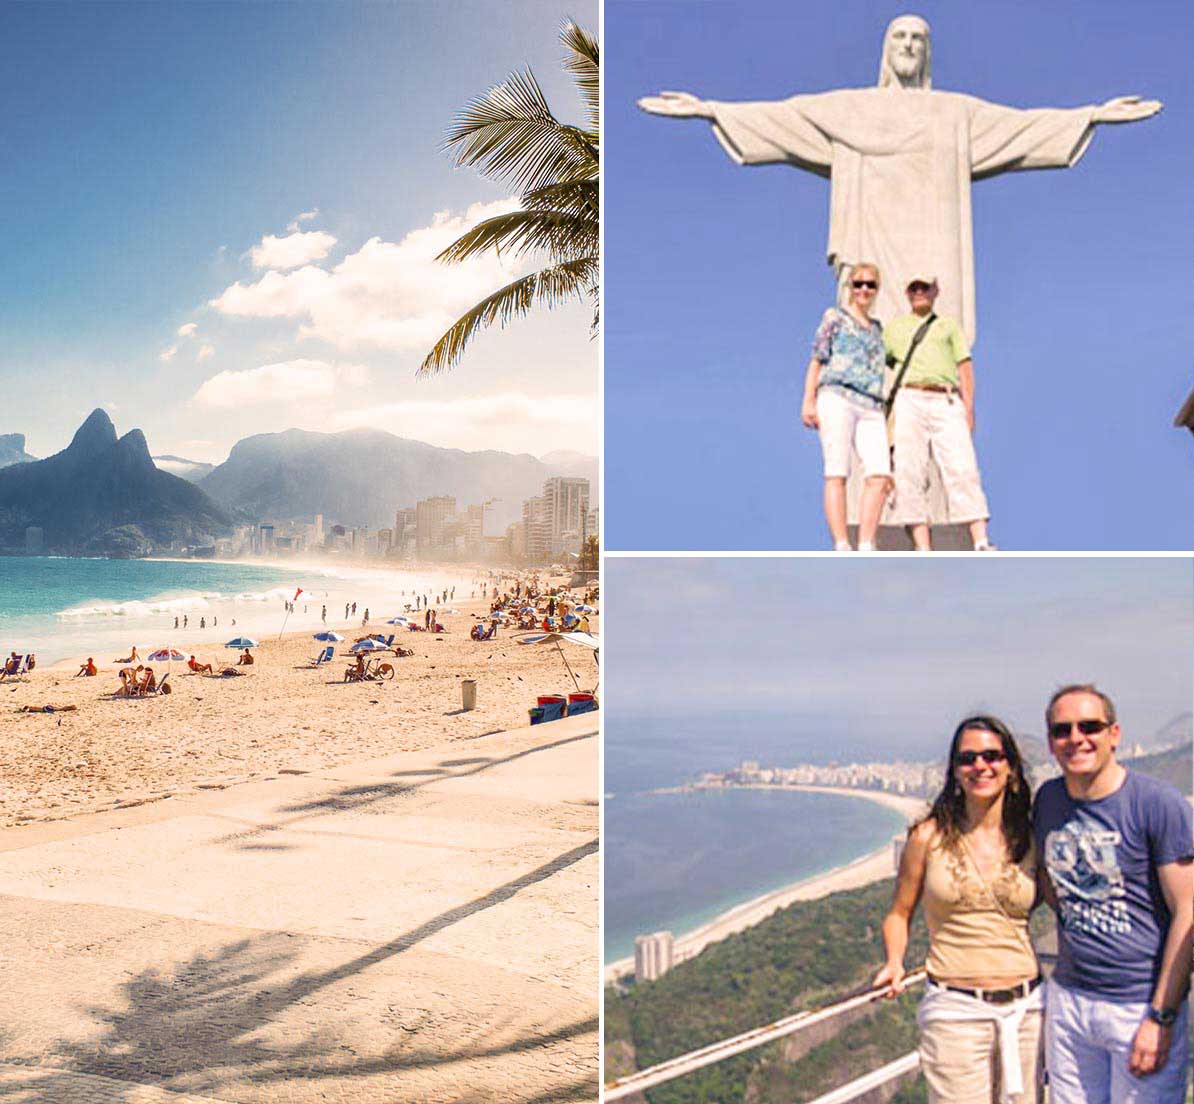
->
[885, 313, 936, 417]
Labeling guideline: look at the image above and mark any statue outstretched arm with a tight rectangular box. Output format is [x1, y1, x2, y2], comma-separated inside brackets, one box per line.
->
[1092, 95, 1163, 124]
[637, 91, 714, 119]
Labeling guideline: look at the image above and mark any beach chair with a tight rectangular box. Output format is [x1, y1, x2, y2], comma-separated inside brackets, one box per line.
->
[309, 644, 334, 667]
[534, 694, 567, 724]
[0, 655, 24, 681]
[567, 691, 597, 716]
[383, 634, 395, 647]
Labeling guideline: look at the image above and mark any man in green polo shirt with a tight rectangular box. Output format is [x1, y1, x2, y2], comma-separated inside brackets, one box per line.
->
[885, 275, 994, 551]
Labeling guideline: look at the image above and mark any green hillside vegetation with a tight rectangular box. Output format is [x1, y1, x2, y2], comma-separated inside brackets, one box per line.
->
[607, 878, 1061, 1104]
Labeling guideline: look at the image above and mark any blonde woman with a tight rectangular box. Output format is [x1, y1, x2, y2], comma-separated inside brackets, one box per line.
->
[875, 716, 1042, 1103]
[800, 263, 890, 551]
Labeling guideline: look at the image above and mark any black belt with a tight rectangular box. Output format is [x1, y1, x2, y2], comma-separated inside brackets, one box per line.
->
[927, 974, 1042, 1005]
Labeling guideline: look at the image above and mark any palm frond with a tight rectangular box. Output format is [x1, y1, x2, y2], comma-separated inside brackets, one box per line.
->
[561, 22, 600, 135]
[445, 70, 597, 194]
[418, 259, 598, 377]
[436, 208, 597, 266]
[523, 180, 600, 222]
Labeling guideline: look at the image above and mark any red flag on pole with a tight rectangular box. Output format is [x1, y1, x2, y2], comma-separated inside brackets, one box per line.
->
[294, 587, 303, 600]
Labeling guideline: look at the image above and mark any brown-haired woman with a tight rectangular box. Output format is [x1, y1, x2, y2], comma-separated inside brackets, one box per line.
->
[874, 715, 1042, 1103]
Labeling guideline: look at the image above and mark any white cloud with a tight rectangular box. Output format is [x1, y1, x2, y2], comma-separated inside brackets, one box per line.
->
[287, 209, 320, 231]
[177, 322, 198, 338]
[210, 199, 524, 353]
[192, 359, 370, 408]
[196, 344, 215, 361]
[248, 230, 337, 271]
[160, 345, 178, 363]
[331, 392, 597, 456]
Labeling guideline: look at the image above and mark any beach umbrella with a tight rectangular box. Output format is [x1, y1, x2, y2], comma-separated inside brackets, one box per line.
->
[349, 638, 388, 653]
[514, 630, 599, 691]
[225, 636, 259, 649]
[574, 604, 596, 613]
[147, 647, 187, 662]
[313, 631, 344, 642]
[384, 617, 410, 625]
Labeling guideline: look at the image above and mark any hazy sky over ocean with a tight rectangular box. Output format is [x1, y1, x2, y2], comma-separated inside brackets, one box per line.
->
[1, 1, 597, 462]
[605, 558, 1193, 747]
[603, 0, 1194, 550]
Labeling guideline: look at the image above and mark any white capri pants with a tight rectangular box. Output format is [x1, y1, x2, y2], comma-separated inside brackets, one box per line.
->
[815, 387, 891, 480]
[891, 389, 989, 524]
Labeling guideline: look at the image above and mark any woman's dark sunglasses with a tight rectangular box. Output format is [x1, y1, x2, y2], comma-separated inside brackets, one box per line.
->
[851, 280, 878, 289]
[1047, 720, 1111, 740]
[954, 749, 1007, 767]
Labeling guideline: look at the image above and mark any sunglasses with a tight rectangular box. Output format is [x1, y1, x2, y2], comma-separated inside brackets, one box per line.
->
[954, 749, 1007, 767]
[1047, 719, 1111, 740]
[907, 282, 934, 294]
[851, 280, 878, 290]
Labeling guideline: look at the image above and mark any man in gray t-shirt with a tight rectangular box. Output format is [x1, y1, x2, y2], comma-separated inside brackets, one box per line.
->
[1033, 684, 1193, 1103]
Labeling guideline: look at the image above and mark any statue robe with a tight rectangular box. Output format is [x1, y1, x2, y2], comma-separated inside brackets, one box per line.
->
[709, 88, 1095, 344]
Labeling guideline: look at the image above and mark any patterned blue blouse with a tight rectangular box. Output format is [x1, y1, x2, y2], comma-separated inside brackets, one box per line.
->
[810, 307, 885, 408]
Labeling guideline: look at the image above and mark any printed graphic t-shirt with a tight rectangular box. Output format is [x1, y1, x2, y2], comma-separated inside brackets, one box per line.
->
[1033, 770, 1193, 1003]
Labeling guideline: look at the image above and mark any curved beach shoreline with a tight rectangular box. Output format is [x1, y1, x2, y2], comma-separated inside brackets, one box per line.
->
[605, 784, 926, 982]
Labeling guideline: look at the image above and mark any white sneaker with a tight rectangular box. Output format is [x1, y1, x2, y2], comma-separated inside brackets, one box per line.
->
[833, 540, 852, 552]
[974, 540, 998, 552]
[858, 541, 876, 552]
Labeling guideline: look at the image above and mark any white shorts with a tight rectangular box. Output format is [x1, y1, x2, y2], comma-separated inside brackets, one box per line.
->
[815, 387, 890, 480]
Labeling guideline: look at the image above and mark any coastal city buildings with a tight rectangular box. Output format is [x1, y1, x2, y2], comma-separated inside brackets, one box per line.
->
[201, 476, 592, 567]
[634, 931, 676, 982]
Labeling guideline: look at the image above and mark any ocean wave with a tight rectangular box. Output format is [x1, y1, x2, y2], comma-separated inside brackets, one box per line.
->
[56, 586, 297, 620]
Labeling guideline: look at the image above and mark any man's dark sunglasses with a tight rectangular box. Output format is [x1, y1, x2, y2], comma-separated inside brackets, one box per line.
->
[954, 749, 1007, 767]
[1048, 720, 1111, 740]
[851, 279, 878, 290]
[907, 281, 934, 293]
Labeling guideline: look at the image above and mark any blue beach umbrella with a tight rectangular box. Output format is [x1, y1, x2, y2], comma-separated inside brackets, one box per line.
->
[313, 631, 344, 642]
[384, 616, 410, 625]
[225, 636, 259, 649]
[350, 638, 388, 653]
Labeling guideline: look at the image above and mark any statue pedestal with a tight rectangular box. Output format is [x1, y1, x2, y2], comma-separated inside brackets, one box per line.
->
[845, 453, 975, 551]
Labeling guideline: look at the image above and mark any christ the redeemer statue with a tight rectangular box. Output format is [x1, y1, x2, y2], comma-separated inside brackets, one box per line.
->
[639, 14, 1160, 345]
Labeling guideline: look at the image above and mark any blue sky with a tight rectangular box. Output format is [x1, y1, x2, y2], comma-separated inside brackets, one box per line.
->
[0, 1, 596, 463]
[604, 0, 1194, 551]
[605, 557, 1193, 753]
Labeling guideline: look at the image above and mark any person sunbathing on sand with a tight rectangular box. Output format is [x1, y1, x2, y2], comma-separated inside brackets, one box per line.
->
[238, 649, 254, 666]
[75, 657, 98, 677]
[187, 655, 213, 675]
[114, 645, 139, 664]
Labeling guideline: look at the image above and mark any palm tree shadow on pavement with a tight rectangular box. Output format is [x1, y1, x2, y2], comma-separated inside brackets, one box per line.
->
[1, 839, 599, 1102]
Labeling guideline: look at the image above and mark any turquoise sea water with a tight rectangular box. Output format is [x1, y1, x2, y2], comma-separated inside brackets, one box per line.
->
[0, 557, 476, 664]
[604, 715, 906, 964]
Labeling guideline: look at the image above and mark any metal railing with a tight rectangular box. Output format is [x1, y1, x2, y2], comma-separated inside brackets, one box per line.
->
[604, 970, 927, 1101]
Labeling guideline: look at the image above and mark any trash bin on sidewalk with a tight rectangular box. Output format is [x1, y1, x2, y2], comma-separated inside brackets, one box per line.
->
[462, 679, 477, 711]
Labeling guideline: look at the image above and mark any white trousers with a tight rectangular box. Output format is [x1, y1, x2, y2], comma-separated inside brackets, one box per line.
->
[891, 389, 989, 525]
[1044, 979, 1191, 1104]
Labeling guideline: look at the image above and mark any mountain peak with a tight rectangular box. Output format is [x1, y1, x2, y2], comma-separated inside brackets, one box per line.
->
[68, 409, 118, 454]
[116, 428, 153, 465]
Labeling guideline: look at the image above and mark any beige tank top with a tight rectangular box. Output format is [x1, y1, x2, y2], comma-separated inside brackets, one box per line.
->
[922, 836, 1038, 984]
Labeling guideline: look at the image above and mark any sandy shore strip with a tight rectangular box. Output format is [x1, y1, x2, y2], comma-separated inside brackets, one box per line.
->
[0, 582, 598, 828]
[605, 784, 925, 983]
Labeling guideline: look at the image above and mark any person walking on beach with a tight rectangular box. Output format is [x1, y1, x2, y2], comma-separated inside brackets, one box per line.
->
[801, 261, 890, 551]
[200, 617, 206, 630]
[875, 716, 1042, 1103]
[322, 605, 327, 625]
[424, 608, 431, 630]
[1033, 685, 1192, 1103]
[174, 616, 179, 630]
[362, 608, 369, 625]
[885, 275, 994, 551]
[183, 615, 188, 629]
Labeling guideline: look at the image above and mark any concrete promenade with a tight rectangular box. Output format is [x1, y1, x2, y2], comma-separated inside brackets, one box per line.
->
[0, 715, 598, 1103]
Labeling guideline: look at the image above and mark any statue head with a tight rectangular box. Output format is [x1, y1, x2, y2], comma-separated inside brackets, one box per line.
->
[878, 15, 931, 90]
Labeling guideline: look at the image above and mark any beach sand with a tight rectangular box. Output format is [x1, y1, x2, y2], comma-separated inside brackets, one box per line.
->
[605, 784, 925, 982]
[0, 589, 599, 828]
